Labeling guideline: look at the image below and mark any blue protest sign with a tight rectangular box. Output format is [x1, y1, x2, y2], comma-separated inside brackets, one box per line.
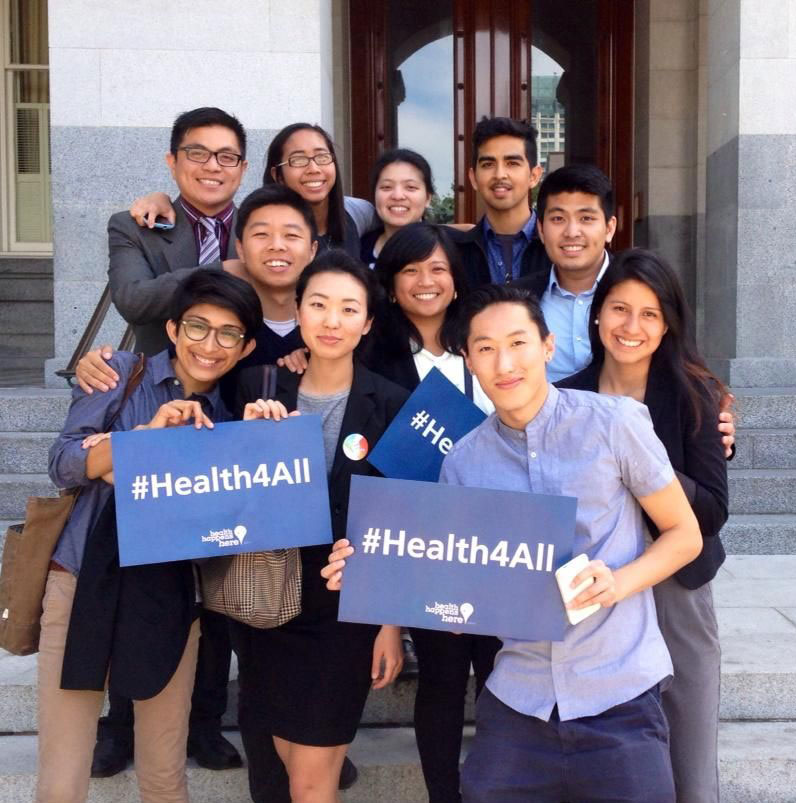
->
[368, 368, 486, 482]
[112, 416, 332, 566]
[338, 475, 577, 641]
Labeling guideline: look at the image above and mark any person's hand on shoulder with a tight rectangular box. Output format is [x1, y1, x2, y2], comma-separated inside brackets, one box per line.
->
[130, 192, 175, 228]
[242, 398, 298, 422]
[75, 345, 119, 393]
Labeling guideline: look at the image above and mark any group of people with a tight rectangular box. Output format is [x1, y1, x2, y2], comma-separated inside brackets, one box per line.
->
[38, 106, 733, 803]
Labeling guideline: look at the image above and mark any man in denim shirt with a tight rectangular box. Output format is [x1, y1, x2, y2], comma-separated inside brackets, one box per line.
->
[444, 285, 700, 802]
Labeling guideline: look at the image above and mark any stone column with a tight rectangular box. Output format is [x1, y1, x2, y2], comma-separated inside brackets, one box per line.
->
[703, 0, 796, 387]
[44, 0, 332, 386]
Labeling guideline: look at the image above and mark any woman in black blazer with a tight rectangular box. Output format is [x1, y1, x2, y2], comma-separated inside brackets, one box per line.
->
[557, 249, 729, 803]
[363, 222, 496, 803]
[232, 251, 408, 803]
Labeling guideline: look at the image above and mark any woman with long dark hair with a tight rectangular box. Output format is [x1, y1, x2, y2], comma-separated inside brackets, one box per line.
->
[263, 123, 360, 257]
[363, 221, 495, 803]
[359, 148, 435, 267]
[558, 248, 729, 803]
[232, 250, 407, 803]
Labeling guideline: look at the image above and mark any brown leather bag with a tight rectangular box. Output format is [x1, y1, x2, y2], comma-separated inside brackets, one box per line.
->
[0, 355, 146, 655]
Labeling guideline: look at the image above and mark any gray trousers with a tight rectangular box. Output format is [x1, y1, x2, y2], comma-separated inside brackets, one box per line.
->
[654, 576, 721, 803]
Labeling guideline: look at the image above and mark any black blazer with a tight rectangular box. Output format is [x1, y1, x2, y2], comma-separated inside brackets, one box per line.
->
[447, 216, 551, 287]
[235, 361, 409, 610]
[60, 495, 197, 699]
[557, 360, 728, 589]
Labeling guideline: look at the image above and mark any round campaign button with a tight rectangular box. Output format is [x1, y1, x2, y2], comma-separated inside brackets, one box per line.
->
[343, 433, 369, 461]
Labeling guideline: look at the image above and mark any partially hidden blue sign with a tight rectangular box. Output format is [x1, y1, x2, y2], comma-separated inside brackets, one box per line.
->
[112, 416, 332, 566]
[338, 475, 577, 641]
[368, 368, 487, 482]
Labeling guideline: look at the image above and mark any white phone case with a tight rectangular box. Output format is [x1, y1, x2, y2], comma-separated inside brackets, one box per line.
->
[555, 553, 602, 625]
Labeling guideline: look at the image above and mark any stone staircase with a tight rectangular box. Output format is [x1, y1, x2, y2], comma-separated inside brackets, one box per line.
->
[0, 386, 794, 801]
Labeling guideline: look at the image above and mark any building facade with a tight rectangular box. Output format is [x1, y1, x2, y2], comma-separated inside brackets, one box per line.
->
[0, 0, 793, 389]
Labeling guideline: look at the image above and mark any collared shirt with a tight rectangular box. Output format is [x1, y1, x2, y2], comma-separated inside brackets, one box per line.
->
[483, 212, 538, 284]
[411, 345, 494, 415]
[179, 197, 235, 262]
[541, 251, 610, 382]
[439, 384, 674, 721]
[49, 350, 227, 575]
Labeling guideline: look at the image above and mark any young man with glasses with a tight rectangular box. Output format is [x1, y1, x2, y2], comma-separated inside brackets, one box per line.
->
[107, 106, 249, 358]
[92, 106, 249, 779]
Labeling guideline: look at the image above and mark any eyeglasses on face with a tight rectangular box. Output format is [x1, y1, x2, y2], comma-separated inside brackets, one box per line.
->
[179, 319, 245, 349]
[277, 152, 335, 169]
[178, 146, 243, 168]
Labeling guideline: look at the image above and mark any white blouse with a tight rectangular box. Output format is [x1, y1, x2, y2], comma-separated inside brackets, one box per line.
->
[411, 345, 494, 415]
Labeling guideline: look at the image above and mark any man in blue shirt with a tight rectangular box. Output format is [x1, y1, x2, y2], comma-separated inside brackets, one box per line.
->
[449, 117, 550, 286]
[513, 164, 617, 382]
[324, 284, 701, 802]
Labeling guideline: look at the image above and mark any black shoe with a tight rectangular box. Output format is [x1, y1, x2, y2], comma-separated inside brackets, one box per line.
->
[339, 756, 358, 790]
[187, 731, 243, 770]
[397, 632, 419, 679]
[90, 736, 133, 778]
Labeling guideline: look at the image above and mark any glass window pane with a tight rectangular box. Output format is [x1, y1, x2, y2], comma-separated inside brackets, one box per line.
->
[386, 2, 454, 222]
[531, 0, 598, 175]
[12, 71, 51, 242]
[9, 0, 49, 64]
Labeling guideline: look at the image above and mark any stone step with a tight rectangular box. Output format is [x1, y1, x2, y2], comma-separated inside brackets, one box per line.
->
[727, 469, 796, 514]
[721, 514, 796, 554]
[0, 302, 53, 336]
[0, 334, 53, 356]
[0, 432, 57, 473]
[0, 388, 70, 432]
[0, 556, 792, 733]
[0, 722, 791, 803]
[731, 386, 796, 429]
[0, 474, 57, 520]
[733, 428, 796, 469]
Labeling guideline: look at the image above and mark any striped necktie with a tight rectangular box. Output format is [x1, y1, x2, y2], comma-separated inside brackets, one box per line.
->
[198, 217, 221, 265]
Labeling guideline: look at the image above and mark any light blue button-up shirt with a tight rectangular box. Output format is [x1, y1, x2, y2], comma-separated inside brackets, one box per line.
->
[439, 385, 674, 721]
[541, 251, 609, 382]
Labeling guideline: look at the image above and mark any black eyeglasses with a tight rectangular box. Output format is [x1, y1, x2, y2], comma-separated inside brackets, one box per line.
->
[178, 146, 243, 168]
[180, 320, 245, 349]
[277, 152, 335, 168]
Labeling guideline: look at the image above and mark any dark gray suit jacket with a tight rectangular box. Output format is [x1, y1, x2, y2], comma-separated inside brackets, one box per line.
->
[107, 198, 237, 356]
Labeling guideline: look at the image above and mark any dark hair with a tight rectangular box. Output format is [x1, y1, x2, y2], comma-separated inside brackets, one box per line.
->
[589, 248, 727, 428]
[471, 117, 538, 169]
[169, 107, 247, 158]
[456, 284, 550, 354]
[263, 123, 346, 246]
[234, 185, 318, 242]
[168, 271, 262, 343]
[369, 148, 436, 199]
[295, 249, 382, 317]
[370, 223, 469, 358]
[537, 164, 614, 221]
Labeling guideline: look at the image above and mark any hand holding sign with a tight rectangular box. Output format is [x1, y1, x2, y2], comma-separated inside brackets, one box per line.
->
[146, 399, 215, 430]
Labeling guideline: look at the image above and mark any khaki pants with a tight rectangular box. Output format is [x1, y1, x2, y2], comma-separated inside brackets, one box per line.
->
[36, 569, 200, 803]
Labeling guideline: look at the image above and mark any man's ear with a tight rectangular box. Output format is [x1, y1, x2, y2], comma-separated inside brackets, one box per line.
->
[536, 216, 545, 244]
[468, 166, 478, 193]
[165, 151, 177, 181]
[604, 215, 618, 245]
[529, 164, 543, 188]
[238, 338, 257, 362]
[166, 318, 179, 346]
[309, 239, 319, 261]
[235, 238, 245, 261]
[544, 331, 556, 363]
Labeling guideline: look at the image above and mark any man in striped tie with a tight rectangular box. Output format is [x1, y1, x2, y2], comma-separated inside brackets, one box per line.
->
[98, 107, 249, 778]
[107, 107, 249, 357]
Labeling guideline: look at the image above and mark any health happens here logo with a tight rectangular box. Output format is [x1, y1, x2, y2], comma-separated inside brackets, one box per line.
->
[202, 524, 248, 549]
[425, 601, 475, 625]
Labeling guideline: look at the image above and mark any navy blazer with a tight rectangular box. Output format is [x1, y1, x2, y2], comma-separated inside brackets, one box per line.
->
[447, 216, 551, 287]
[557, 360, 728, 589]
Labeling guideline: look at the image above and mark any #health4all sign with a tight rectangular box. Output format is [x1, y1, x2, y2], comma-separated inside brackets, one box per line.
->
[367, 368, 486, 482]
[338, 475, 577, 641]
[112, 416, 332, 566]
